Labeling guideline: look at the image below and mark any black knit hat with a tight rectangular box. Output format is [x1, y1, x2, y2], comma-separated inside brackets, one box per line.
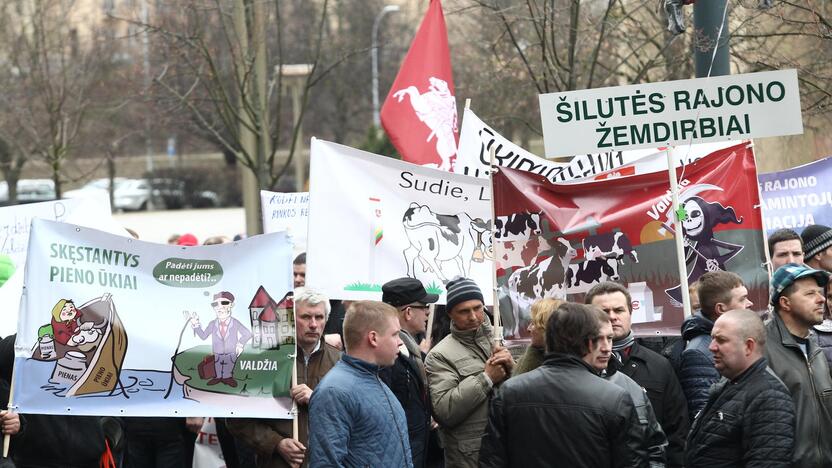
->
[445, 277, 484, 313]
[801, 224, 832, 259]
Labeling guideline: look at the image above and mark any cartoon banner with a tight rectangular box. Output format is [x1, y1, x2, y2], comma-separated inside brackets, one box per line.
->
[758, 156, 832, 235]
[492, 142, 767, 337]
[14, 219, 294, 418]
[0, 197, 125, 338]
[260, 190, 309, 251]
[307, 138, 492, 303]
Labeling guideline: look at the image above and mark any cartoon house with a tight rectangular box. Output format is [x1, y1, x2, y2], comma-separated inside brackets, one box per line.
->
[249, 287, 295, 349]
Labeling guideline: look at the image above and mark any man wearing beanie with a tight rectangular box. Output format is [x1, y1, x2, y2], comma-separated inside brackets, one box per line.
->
[425, 278, 514, 468]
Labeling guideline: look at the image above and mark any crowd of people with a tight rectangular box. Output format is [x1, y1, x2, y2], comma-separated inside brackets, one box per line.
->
[2, 225, 832, 467]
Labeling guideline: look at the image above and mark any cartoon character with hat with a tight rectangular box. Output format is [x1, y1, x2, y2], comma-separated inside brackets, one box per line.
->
[188, 291, 252, 387]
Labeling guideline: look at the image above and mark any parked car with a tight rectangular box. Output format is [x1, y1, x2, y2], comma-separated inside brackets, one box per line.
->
[64, 177, 161, 211]
[0, 179, 56, 205]
[150, 178, 186, 210]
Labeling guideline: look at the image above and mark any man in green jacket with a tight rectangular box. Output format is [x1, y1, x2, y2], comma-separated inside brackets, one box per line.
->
[767, 263, 832, 467]
[425, 278, 514, 468]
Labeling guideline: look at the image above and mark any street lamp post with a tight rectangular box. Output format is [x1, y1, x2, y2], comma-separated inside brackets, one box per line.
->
[371, 5, 400, 128]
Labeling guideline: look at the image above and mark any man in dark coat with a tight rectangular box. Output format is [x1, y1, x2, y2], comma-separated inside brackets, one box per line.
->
[380, 277, 439, 468]
[678, 271, 752, 421]
[587, 281, 688, 467]
[478, 303, 644, 468]
[685, 309, 795, 467]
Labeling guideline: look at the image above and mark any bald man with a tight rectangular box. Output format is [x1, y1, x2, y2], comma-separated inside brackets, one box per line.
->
[685, 310, 795, 466]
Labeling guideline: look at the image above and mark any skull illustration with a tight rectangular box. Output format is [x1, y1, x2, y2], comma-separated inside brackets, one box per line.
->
[682, 199, 705, 237]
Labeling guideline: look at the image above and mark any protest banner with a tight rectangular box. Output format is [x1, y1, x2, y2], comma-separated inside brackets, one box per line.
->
[193, 418, 225, 468]
[13, 219, 294, 417]
[307, 138, 493, 303]
[260, 190, 309, 251]
[456, 107, 737, 183]
[539, 69, 802, 156]
[0, 197, 125, 338]
[758, 156, 832, 235]
[492, 142, 767, 337]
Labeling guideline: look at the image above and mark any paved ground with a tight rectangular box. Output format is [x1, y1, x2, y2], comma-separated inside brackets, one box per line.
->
[114, 207, 246, 244]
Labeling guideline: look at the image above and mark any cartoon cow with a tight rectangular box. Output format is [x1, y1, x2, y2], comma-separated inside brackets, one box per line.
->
[506, 237, 577, 337]
[565, 256, 621, 293]
[497, 237, 548, 269]
[583, 231, 639, 264]
[494, 212, 542, 241]
[402, 203, 491, 283]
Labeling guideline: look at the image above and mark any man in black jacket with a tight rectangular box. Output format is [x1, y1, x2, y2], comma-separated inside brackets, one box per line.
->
[685, 309, 795, 467]
[587, 281, 688, 467]
[678, 271, 752, 421]
[380, 277, 439, 468]
[479, 303, 644, 468]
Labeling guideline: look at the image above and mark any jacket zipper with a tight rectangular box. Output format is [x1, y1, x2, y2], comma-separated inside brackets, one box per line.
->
[805, 351, 823, 466]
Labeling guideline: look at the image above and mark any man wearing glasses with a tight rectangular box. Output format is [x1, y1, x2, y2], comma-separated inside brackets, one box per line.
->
[190, 291, 252, 387]
[380, 277, 439, 468]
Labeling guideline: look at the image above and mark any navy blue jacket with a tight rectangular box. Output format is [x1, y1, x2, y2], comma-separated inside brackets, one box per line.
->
[308, 354, 413, 468]
[679, 313, 719, 421]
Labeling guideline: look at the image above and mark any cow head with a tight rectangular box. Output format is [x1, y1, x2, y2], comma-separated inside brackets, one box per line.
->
[527, 212, 542, 236]
[554, 237, 577, 263]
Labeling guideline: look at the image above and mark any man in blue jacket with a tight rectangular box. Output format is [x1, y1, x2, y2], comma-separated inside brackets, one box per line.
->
[308, 301, 413, 467]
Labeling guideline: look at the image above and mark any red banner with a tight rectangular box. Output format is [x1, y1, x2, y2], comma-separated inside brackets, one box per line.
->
[381, 0, 458, 171]
[493, 142, 767, 337]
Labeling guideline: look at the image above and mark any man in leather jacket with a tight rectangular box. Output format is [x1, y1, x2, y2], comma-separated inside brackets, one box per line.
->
[478, 303, 644, 468]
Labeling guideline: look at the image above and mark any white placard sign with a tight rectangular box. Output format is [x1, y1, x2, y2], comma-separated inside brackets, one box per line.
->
[539, 69, 802, 156]
[260, 190, 309, 250]
[307, 139, 493, 304]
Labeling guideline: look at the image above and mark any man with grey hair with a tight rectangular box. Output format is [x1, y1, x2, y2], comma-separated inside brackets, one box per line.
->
[227, 288, 340, 468]
[685, 309, 795, 466]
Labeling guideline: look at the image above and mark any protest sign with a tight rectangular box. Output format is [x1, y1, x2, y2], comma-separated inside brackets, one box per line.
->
[758, 156, 832, 235]
[193, 418, 225, 468]
[456, 107, 737, 183]
[260, 190, 309, 250]
[307, 138, 493, 303]
[13, 219, 294, 417]
[0, 197, 125, 339]
[492, 142, 766, 337]
[539, 69, 802, 156]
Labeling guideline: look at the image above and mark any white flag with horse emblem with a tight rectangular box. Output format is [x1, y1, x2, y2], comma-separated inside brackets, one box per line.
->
[307, 138, 493, 304]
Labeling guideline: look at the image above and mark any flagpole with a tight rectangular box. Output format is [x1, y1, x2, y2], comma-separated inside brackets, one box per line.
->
[666, 149, 693, 317]
[748, 140, 774, 278]
[488, 146, 503, 346]
[425, 304, 436, 349]
[3, 359, 16, 457]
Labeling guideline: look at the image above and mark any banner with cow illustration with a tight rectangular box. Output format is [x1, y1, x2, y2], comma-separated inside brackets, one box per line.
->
[13, 219, 294, 418]
[758, 156, 832, 236]
[492, 142, 767, 337]
[307, 138, 493, 303]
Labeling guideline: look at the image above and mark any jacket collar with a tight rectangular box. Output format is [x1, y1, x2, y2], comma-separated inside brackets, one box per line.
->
[341, 353, 381, 375]
[542, 352, 599, 374]
[772, 311, 819, 356]
[729, 356, 767, 384]
[449, 312, 493, 345]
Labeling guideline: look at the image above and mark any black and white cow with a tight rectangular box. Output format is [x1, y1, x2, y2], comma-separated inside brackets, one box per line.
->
[565, 256, 621, 293]
[583, 231, 639, 264]
[506, 237, 577, 337]
[494, 212, 542, 241]
[402, 203, 491, 283]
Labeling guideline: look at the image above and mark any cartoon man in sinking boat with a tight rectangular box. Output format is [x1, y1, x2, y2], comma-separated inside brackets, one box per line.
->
[187, 291, 252, 388]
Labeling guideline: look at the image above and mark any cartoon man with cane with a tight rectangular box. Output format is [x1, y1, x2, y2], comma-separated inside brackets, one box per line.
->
[187, 291, 251, 387]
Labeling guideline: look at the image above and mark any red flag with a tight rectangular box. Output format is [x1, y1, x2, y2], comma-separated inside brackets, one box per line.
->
[381, 0, 458, 171]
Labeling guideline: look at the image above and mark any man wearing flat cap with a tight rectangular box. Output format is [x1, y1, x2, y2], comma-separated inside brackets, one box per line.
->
[766, 264, 832, 467]
[380, 277, 438, 468]
[189, 291, 252, 387]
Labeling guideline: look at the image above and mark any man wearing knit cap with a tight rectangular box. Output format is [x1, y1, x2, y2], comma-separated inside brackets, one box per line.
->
[425, 277, 513, 468]
[766, 263, 832, 466]
[801, 224, 832, 271]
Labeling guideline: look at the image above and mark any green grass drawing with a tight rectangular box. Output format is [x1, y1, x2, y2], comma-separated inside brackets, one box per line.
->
[344, 281, 382, 292]
[425, 281, 444, 295]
